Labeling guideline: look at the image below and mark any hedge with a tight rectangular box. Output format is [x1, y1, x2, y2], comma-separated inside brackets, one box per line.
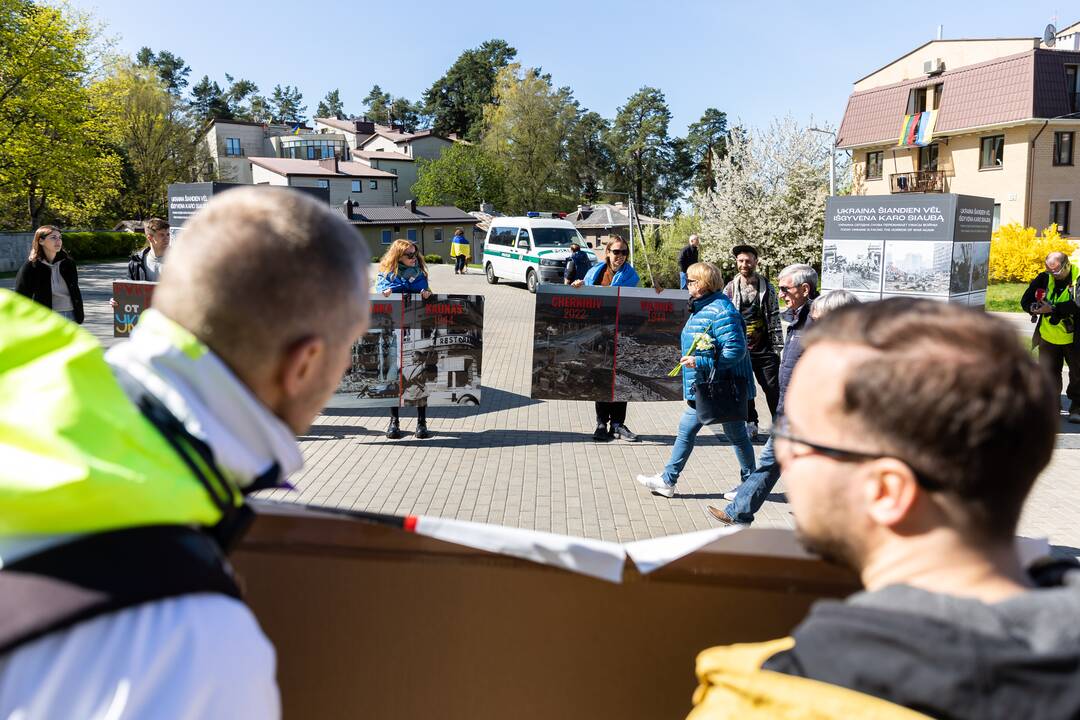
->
[424, 254, 444, 264]
[61, 232, 143, 261]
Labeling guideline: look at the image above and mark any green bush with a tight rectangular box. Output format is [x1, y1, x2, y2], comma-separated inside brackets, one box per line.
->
[424, 254, 444, 264]
[61, 232, 142, 261]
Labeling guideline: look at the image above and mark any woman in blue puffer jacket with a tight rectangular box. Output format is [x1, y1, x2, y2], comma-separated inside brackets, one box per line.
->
[636, 261, 756, 498]
[376, 239, 434, 440]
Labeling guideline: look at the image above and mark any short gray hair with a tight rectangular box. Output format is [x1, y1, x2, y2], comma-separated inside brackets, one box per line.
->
[811, 289, 861, 320]
[779, 263, 819, 293]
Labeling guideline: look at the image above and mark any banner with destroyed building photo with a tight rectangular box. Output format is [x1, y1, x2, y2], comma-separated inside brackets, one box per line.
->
[332, 295, 483, 408]
[613, 289, 688, 401]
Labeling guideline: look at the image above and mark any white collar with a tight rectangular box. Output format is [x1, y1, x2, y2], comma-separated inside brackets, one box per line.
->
[105, 310, 303, 489]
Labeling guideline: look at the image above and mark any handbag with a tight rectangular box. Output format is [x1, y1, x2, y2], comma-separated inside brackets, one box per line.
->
[693, 350, 749, 425]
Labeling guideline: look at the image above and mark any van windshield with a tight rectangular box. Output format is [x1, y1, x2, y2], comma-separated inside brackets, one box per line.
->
[531, 228, 581, 247]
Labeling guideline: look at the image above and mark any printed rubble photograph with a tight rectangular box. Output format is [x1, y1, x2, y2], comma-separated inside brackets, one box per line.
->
[532, 286, 618, 401]
[613, 289, 687, 402]
[822, 240, 883, 291]
[970, 243, 990, 292]
[884, 241, 951, 295]
[335, 296, 402, 407]
[950, 242, 973, 294]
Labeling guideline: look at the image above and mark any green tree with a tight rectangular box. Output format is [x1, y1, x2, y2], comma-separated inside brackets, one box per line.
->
[607, 87, 685, 216]
[224, 74, 259, 118]
[565, 110, 612, 203]
[270, 84, 306, 124]
[685, 108, 729, 192]
[423, 39, 516, 140]
[0, 0, 121, 228]
[481, 65, 577, 213]
[362, 85, 391, 123]
[413, 143, 505, 210]
[134, 47, 190, 95]
[189, 75, 231, 121]
[316, 88, 346, 119]
[388, 96, 422, 132]
[96, 61, 198, 219]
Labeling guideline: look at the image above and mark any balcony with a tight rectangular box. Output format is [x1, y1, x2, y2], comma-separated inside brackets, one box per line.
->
[890, 171, 947, 193]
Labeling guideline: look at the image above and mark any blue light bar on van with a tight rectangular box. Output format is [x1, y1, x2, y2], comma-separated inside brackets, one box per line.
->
[526, 211, 540, 217]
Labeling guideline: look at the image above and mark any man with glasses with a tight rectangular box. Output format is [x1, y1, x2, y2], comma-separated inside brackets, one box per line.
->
[707, 263, 817, 526]
[1021, 251, 1080, 423]
[689, 299, 1080, 719]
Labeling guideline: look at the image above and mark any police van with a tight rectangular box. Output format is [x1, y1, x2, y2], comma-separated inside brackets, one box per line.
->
[483, 214, 597, 293]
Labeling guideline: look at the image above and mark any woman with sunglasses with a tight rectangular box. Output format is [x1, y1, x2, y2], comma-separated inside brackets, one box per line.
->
[571, 235, 641, 441]
[377, 239, 434, 439]
[636, 261, 756, 497]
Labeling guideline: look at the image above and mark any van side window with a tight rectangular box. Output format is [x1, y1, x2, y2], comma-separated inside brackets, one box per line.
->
[517, 229, 530, 247]
[490, 227, 516, 247]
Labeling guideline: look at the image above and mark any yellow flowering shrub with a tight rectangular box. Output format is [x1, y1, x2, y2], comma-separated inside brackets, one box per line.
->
[989, 223, 1075, 282]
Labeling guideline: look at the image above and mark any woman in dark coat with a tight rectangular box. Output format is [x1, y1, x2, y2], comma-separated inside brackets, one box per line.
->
[15, 225, 84, 324]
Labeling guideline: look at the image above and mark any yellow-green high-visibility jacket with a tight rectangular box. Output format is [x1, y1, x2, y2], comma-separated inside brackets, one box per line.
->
[0, 289, 232, 537]
[1040, 263, 1080, 345]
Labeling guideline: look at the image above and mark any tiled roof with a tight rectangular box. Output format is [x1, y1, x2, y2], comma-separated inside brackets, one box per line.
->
[351, 149, 413, 162]
[838, 51, 1037, 149]
[563, 204, 666, 228]
[314, 117, 362, 133]
[350, 206, 479, 224]
[249, 157, 396, 178]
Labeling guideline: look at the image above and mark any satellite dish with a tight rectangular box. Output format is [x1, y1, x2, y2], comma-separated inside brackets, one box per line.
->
[1045, 23, 1058, 47]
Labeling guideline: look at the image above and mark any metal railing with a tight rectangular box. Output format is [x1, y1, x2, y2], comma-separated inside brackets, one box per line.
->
[890, 170, 947, 193]
[224, 146, 245, 157]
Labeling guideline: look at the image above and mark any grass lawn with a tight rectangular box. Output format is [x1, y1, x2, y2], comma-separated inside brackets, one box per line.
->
[986, 282, 1025, 313]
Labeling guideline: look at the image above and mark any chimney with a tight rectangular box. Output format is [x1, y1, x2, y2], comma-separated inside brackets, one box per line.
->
[318, 156, 338, 173]
[354, 118, 375, 135]
[406, 198, 417, 213]
[343, 198, 354, 219]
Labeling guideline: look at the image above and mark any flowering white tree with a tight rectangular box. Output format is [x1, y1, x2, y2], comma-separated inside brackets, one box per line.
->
[695, 116, 841, 275]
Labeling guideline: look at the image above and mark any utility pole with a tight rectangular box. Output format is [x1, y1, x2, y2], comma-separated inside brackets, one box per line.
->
[809, 127, 837, 196]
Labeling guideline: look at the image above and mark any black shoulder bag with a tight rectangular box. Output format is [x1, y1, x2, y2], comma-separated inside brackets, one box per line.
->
[693, 346, 749, 425]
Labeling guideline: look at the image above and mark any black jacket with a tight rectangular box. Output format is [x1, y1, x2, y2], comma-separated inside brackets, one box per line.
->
[563, 250, 593, 283]
[1021, 271, 1079, 336]
[678, 244, 699, 273]
[764, 562, 1080, 720]
[14, 251, 84, 324]
[776, 302, 812, 416]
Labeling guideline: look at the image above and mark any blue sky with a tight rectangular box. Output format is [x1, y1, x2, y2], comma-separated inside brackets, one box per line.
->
[72, 0, 1067, 135]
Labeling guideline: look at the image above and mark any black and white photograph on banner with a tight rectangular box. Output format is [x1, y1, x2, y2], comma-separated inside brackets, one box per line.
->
[822, 240, 883, 291]
[336, 296, 402, 406]
[884, 240, 951, 295]
[402, 294, 484, 407]
[532, 286, 618, 401]
[970, 243, 990, 291]
[950, 242, 974, 294]
[613, 288, 688, 401]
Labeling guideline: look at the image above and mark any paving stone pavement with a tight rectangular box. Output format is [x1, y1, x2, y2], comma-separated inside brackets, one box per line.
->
[5, 262, 1078, 558]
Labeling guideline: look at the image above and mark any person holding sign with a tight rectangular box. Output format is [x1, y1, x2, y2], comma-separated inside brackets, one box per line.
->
[15, 225, 84, 324]
[377, 239, 435, 439]
[636, 262, 755, 497]
[571, 235, 641, 442]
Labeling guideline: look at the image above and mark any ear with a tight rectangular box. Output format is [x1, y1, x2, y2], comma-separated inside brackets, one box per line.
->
[279, 335, 326, 398]
[860, 458, 921, 529]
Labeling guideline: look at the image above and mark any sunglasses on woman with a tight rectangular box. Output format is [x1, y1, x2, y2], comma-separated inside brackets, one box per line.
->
[610, 248, 628, 256]
[403, 251, 417, 259]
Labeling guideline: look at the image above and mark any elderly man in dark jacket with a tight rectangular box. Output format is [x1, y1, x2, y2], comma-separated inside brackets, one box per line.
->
[708, 263, 818, 526]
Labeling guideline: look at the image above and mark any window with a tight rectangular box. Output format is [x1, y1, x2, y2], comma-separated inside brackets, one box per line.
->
[918, 143, 939, 171]
[225, 138, 242, 157]
[433, 229, 443, 243]
[865, 151, 883, 180]
[352, 180, 362, 192]
[370, 180, 378, 190]
[406, 228, 417, 242]
[517, 228, 531, 248]
[1068, 65, 1079, 113]
[278, 138, 345, 160]
[490, 226, 517, 246]
[1055, 132, 1074, 166]
[1051, 201, 1072, 235]
[993, 204, 1001, 231]
[980, 135, 1004, 169]
[316, 179, 329, 189]
[381, 229, 392, 245]
[905, 84, 941, 114]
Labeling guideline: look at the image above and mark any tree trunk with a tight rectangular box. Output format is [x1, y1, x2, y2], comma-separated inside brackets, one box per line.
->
[27, 181, 45, 230]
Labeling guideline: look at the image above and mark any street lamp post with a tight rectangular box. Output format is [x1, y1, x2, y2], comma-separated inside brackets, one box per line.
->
[809, 127, 837, 196]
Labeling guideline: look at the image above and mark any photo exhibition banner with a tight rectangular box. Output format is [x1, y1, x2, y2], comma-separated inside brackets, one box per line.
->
[532, 286, 689, 402]
[821, 193, 994, 309]
[113, 280, 156, 337]
[335, 294, 484, 408]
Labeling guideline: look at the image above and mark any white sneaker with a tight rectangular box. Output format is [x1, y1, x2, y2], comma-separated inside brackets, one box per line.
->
[636, 474, 675, 498]
[746, 422, 759, 440]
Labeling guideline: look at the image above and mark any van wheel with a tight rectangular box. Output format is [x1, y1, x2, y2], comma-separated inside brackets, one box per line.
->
[485, 263, 499, 284]
[526, 269, 538, 294]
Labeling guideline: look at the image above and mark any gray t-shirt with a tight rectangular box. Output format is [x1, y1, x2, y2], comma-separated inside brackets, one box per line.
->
[45, 260, 72, 312]
[144, 249, 163, 281]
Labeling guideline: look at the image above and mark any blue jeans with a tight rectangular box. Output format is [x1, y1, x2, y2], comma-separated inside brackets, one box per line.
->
[662, 405, 756, 486]
[679, 272, 688, 289]
[724, 436, 781, 524]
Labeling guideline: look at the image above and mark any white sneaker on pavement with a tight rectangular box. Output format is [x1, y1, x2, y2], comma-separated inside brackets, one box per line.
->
[636, 474, 675, 498]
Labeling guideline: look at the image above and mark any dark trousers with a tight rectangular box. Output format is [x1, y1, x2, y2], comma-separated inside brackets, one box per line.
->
[746, 351, 781, 424]
[1038, 337, 1080, 407]
[390, 406, 427, 422]
[595, 401, 627, 426]
[454, 254, 467, 272]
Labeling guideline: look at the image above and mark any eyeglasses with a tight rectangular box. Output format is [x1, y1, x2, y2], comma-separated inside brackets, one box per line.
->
[777, 285, 797, 295]
[403, 251, 417, 259]
[771, 415, 943, 491]
[610, 248, 628, 256]
[687, 278, 700, 285]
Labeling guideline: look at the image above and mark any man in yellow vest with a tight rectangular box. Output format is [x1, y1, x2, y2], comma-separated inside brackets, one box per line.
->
[0, 187, 370, 718]
[1022, 251, 1080, 423]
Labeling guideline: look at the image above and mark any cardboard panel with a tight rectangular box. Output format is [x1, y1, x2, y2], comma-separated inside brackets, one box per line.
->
[112, 280, 156, 337]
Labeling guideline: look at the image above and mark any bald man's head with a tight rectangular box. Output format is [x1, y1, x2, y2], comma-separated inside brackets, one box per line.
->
[154, 187, 370, 432]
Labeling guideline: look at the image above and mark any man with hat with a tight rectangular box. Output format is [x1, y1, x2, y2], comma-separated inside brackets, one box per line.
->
[723, 244, 782, 439]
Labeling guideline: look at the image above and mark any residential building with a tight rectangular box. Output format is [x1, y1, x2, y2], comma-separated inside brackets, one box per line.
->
[341, 200, 479, 258]
[839, 21, 1080, 235]
[564, 203, 666, 248]
[357, 126, 455, 161]
[250, 157, 398, 206]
